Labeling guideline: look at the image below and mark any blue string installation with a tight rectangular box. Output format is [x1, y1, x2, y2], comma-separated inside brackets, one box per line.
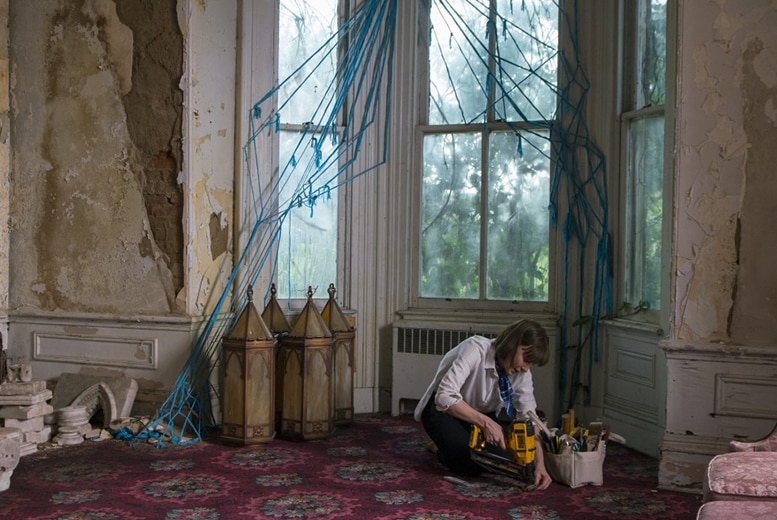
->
[137, 0, 609, 446]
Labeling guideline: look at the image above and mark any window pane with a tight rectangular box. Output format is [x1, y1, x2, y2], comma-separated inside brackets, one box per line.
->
[494, 0, 558, 121]
[487, 131, 550, 301]
[636, 0, 666, 108]
[277, 0, 339, 299]
[428, 0, 488, 125]
[277, 130, 338, 299]
[279, 1, 338, 124]
[421, 133, 481, 298]
[624, 115, 663, 309]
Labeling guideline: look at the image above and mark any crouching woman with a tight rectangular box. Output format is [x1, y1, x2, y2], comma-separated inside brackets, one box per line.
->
[414, 319, 552, 490]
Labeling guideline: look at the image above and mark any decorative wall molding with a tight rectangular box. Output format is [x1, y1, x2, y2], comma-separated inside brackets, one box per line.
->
[602, 324, 667, 457]
[33, 332, 157, 370]
[604, 394, 659, 424]
[659, 342, 777, 492]
[714, 374, 777, 419]
[8, 311, 204, 398]
[661, 431, 731, 455]
[609, 347, 657, 387]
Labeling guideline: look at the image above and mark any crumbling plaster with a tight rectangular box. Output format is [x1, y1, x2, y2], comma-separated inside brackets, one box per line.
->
[114, 0, 185, 293]
[6, 0, 237, 319]
[9, 0, 179, 315]
[178, 0, 236, 315]
[674, 0, 777, 346]
[0, 0, 9, 318]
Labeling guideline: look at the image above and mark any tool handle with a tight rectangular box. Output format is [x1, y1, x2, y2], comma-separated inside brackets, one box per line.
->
[527, 409, 553, 438]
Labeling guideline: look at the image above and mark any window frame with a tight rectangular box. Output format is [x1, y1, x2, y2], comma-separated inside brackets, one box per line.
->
[615, 0, 676, 328]
[410, 0, 559, 313]
[237, 0, 350, 312]
[275, 0, 349, 305]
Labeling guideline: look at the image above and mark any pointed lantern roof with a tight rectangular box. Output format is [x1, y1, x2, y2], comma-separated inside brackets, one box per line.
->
[261, 283, 291, 334]
[289, 286, 332, 339]
[321, 283, 353, 333]
[225, 285, 273, 341]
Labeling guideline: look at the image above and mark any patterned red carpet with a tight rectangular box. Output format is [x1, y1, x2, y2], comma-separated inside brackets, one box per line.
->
[1, 415, 701, 519]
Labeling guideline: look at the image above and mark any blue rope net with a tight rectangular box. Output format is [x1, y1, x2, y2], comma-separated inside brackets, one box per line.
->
[134, 0, 608, 446]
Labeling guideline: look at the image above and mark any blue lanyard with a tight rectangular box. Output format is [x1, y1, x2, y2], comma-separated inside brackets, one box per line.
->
[496, 364, 515, 419]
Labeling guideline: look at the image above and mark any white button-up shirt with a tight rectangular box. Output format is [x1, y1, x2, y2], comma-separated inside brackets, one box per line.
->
[413, 335, 537, 421]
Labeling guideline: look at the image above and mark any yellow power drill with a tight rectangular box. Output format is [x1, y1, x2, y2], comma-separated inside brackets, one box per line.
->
[469, 418, 537, 486]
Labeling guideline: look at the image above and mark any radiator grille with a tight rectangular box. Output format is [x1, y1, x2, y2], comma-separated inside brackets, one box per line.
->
[395, 327, 498, 357]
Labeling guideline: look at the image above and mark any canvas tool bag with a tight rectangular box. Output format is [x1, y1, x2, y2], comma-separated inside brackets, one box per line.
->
[544, 441, 606, 488]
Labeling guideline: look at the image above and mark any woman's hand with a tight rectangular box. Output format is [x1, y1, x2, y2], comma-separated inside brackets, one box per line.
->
[444, 401, 506, 449]
[480, 416, 506, 449]
[534, 465, 552, 490]
[532, 437, 552, 490]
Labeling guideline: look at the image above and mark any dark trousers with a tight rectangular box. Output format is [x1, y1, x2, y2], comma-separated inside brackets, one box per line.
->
[421, 394, 508, 476]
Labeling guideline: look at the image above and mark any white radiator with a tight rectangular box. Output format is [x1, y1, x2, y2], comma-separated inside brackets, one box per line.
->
[390, 318, 560, 424]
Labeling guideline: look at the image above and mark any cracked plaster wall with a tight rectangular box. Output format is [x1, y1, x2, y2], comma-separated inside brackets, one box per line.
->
[8, 0, 185, 316]
[179, 0, 236, 315]
[0, 0, 9, 323]
[674, 0, 777, 346]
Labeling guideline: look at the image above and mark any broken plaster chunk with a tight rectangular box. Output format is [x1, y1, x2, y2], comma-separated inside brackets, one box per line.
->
[69, 383, 118, 428]
[19, 442, 38, 456]
[0, 390, 52, 406]
[51, 373, 138, 420]
[3, 416, 45, 433]
[84, 428, 113, 442]
[0, 380, 47, 396]
[23, 427, 52, 445]
[0, 402, 54, 420]
[0, 427, 21, 492]
[108, 416, 150, 435]
[52, 431, 84, 446]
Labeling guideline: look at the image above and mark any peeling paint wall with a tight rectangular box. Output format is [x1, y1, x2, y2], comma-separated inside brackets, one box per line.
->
[114, 0, 185, 294]
[178, 0, 237, 316]
[0, 0, 9, 323]
[8, 0, 183, 315]
[2, 0, 237, 409]
[729, 11, 777, 344]
[674, 0, 777, 346]
[660, 0, 777, 491]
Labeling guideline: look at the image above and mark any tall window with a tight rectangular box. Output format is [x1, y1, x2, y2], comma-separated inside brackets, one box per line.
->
[620, 0, 670, 317]
[276, 0, 341, 300]
[419, 0, 558, 303]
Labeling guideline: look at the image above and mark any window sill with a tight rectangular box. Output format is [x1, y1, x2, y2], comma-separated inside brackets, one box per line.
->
[601, 316, 664, 337]
[394, 307, 558, 331]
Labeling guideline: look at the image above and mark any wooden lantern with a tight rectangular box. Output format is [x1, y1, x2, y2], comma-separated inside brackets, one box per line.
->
[221, 285, 276, 445]
[278, 287, 334, 441]
[261, 283, 292, 335]
[321, 283, 355, 426]
[261, 283, 291, 433]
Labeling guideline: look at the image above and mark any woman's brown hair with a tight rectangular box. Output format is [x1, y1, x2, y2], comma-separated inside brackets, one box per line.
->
[493, 319, 550, 367]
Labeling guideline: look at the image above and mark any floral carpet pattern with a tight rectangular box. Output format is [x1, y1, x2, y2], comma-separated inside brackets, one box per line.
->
[0, 415, 701, 519]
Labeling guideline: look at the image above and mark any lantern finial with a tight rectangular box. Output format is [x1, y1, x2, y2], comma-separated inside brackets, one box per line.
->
[262, 283, 291, 334]
[247, 284, 254, 302]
